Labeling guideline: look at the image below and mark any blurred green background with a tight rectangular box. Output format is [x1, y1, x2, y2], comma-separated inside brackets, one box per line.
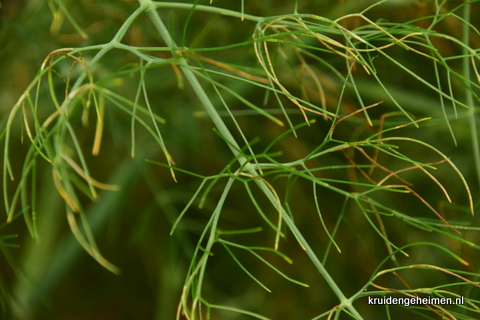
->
[1, 0, 479, 319]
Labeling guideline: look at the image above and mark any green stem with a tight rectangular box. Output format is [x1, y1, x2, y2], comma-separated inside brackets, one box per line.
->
[463, 1, 480, 191]
[138, 0, 363, 318]
[149, 1, 263, 22]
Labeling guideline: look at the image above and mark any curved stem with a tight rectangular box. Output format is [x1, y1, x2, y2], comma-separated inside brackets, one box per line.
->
[138, 0, 363, 318]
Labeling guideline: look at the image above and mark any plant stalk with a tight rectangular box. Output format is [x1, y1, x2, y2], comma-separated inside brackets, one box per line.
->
[463, 1, 480, 192]
[138, 0, 363, 318]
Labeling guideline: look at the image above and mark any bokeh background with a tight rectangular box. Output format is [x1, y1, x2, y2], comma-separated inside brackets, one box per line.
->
[1, 0, 480, 319]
